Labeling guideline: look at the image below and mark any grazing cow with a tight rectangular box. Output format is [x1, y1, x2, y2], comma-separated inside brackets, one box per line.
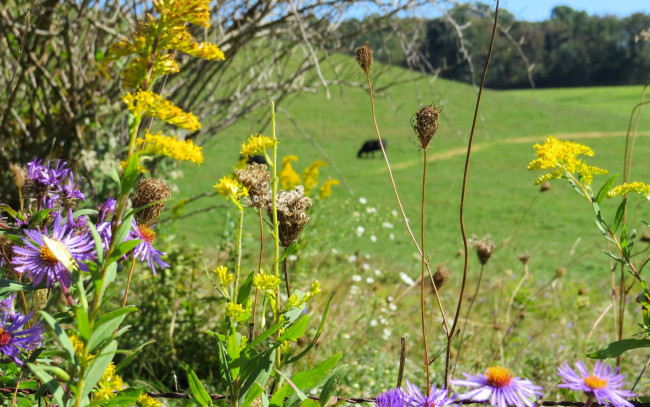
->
[357, 139, 387, 158]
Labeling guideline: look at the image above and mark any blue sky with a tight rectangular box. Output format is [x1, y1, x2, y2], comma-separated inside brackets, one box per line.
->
[501, 0, 649, 21]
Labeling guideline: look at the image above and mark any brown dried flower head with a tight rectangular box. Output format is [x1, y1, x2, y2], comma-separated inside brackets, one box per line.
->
[355, 44, 373, 75]
[555, 266, 567, 278]
[433, 263, 451, 289]
[33, 288, 50, 311]
[266, 186, 312, 247]
[518, 253, 531, 265]
[412, 104, 441, 149]
[471, 235, 495, 265]
[539, 181, 552, 192]
[9, 163, 26, 189]
[235, 163, 270, 209]
[131, 178, 171, 226]
[0, 234, 14, 264]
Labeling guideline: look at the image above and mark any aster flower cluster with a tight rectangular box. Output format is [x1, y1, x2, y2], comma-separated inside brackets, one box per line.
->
[26, 158, 85, 207]
[0, 302, 44, 366]
[374, 363, 636, 407]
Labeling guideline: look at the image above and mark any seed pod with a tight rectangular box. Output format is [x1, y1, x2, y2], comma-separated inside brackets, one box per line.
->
[131, 178, 171, 226]
[411, 104, 441, 149]
[9, 163, 26, 189]
[472, 236, 495, 266]
[433, 263, 451, 289]
[355, 44, 373, 75]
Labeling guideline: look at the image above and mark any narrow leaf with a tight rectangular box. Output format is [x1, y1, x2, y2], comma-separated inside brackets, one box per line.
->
[612, 198, 627, 234]
[27, 364, 66, 407]
[83, 340, 117, 396]
[39, 311, 77, 366]
[184, 363, 213, 407]
[278, 315, 309, 342]
[320, 365, 348, 407]
[586, 338, 650, 359]
[88, 306, 138, 353]
[286, 292, 335, 364]
[87, 222, 105, 266]
[596, 175, 618, 204]
[106, 239, 140, 265]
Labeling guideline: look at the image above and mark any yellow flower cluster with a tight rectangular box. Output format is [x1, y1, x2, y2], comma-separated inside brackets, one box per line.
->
[121, 54, 180, 90]
[137, 131, 204, 163]
[68, 332, 96, 364]
[153, 0, 211, 28]
[318, 179, 339, 199]
[225, 301, 246, 319]
[213, 265, 233, 287]
[284, 281, 320, 312]
[302, 161, 327, 195]
[137, 393, 162, 407]
[214, 176, 248, 202]
[240, 134, 276, 157]
[123, 90, 201, 131]
[252, 270, 281, 293]
[527, 136, 607, 186]
[92, 363, 124, 402]
[280, 155, 301, 190]
[607, 182, 650, 199]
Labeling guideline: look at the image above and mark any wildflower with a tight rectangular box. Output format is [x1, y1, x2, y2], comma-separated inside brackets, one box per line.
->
[137, 131, 204, 164]
[0, 295, 15, 314]
[452, 366, 543, 407]
[0, 311, 44, 366]
[302, 161, 327, 195]
[355, 226, 365, 237]
[68, 332, 84, 358]
[607, 181, 650, 200]
[352, 275, 362, 282]
[131, 178, 172, 226]
[129, 219, 170, 275]
[53, 172, 86, 205]
[252, 270, 281, 293]
[92, 362, 124, 402]
[318, 179, 339, 199]
[359, 197, 368, 204]
[123, 90, 201, 131]
[267, 186, 312, 247]
[471, 235, 495, 266]
[280, 156, 301, 190]
[215, 176, 248, 203]
[137, 392, 162, 407]
[374, 387, 407, 407]
[399, 272, 415, 286]
[557, 361, 635, 407]
[27, 159, 69, 189]
[404, 379, 456, 407]
[225, 301, 246, 319]
[235, 163, 270, 208]
[240, 134, 275, 157]
[412, 104, 441, 149]
[214, 266, 233, 287]
[12, 215, 95, 289]
[370, 235, 377, 242]
[527, 136, 608, 186]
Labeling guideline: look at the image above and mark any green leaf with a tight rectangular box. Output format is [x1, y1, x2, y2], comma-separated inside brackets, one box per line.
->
[241, 383, 266, 407]
[88, 306, 138, 353]
[319, 365, 348, 407]
[106, 239, 140, 265]
[96, 388, 142, 406]
[83, 340, 117, 396]
[274, 369, 308, 402]
[213, 333, 233, 385]
[246, 320, 284, 351]
[27, 363, 67, 407]
[0, 204, 19, 219]
[76, 307, 90, 342]
[28, 209, 55, 229]
[612, 198, 627, 234]
[120, 153, 140, 196]
[237, 271, 256, 305]
[594, 218, 608, 236]
[286, 292, 336, 364]
[227, 329, 242, 380]
[87, 222, 105, 266]
[285, 363, 346, 407]
[239, 349, 275, 406]
[0, 279, 38, 295]
[278, 315, 309, 342]
[115, 340, 155, 372]
[72, 209, 98, 218]
[269, 353, 341, 406]
[596, 175, 618, 204]
[586, 338, 650, 359]
[39, 311, 77, 366]
[107, 214, 134, 266]
[94, 50, 105, 62]
[604, 251, 625, 264]
[279, 242, 299, 262]
[109, 166, 121, 191]
[184, 363, 213, 407]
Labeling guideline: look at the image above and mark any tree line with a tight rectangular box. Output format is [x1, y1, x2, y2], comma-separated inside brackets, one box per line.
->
[337, 3, 650, 89]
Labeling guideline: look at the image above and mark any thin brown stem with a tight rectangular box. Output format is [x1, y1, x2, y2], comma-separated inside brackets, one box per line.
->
[445, 0, 500, 388]
[364, 68, 449, 337]
[453, 263, 485, 377]
[584, 303, 613, 353]
[617, 264, 626, 368]
[420, 148, 431, 394]
[10, 370, 23, 407]
[122, 256, 137, 307]
[396, 337, 407, 388]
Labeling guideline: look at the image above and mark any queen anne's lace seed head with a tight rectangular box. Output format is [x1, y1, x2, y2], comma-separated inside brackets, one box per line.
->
[235, 163, 270, 208]
[131, 178, 171, 226]
[266, 186, 312, 247]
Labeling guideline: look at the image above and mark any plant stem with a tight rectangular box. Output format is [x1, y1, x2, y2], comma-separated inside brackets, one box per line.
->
[420, 148, 431, 394]
[270, 101, 282, 389]
[233, 207, 244, 302]
[446, 0, 500, 388]
[453, 263, 485, 377]
[122, 256, 137, 307]
[283, 256, 291, 297]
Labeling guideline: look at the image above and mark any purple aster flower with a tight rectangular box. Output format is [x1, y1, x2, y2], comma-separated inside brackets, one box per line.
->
[375, 387, 408, 407]
[98, 198, 117, 223]
[11, 214, 95, 290]
[129, 219, 169, 275]
[404, 380, 456, 407]
[0, 295, 15, 315]
[0, 311, 44, 366]
[53, 172, 86, 204]
[557, 362, 635, 407]
[452, 366, 543, 407]
[27, 159, 69, 188]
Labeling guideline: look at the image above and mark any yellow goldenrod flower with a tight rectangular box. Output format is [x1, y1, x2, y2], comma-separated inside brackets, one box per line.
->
[240, 134, 276, 157]
[252, 270, 281, 293]
[215, 176, 248, 201]
[172, 30, 225, 60]
[280, 155, 301, 190]
[607, 182, 650, 199]
[137, 393, 162, 407]
[121, 54, 180, 90]
[284, 281, 320, 312]
[123, 90, 201, 131]
[137, 131, 204, 164]
[213, 265, 233, 287]
[225, 301, 246, 319]
[92, 363, 124, 402]
[68, 333, 84, 358]
[154, 0, 211, 28]
[318, 179, 339, 199]
[527, 136, 607, 186]
[302, 160, 327, 195]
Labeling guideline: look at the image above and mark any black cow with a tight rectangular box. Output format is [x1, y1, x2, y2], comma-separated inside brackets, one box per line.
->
[357, 139, 387, 158]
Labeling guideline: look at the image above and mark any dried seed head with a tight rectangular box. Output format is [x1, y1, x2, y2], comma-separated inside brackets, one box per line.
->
[9, 163, 26, 189]
[411, 104, 441, 149]
[355, 44, 373, 75]
[433, 263, 451, 289]
[131, 178, 171, 226]
[540, 181, 552, 192]
[470, 235, 495, 265]
[235, 163, 271, 209]
[266, 186, 312, 247]
[518, 253, 531, 265]
[33, 288, 50, 311]
[640, 231, 650, 243]
[555, 266, 567, 278]
[0, 235, 13, 264]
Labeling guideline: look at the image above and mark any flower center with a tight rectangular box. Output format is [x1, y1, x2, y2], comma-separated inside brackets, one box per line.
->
[584, 376, 607, 389]
[485, 366, 513, 388]
[137, 225, 156, 244]
[0, 328, 12, 346]
[40, 245, 59, 265]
